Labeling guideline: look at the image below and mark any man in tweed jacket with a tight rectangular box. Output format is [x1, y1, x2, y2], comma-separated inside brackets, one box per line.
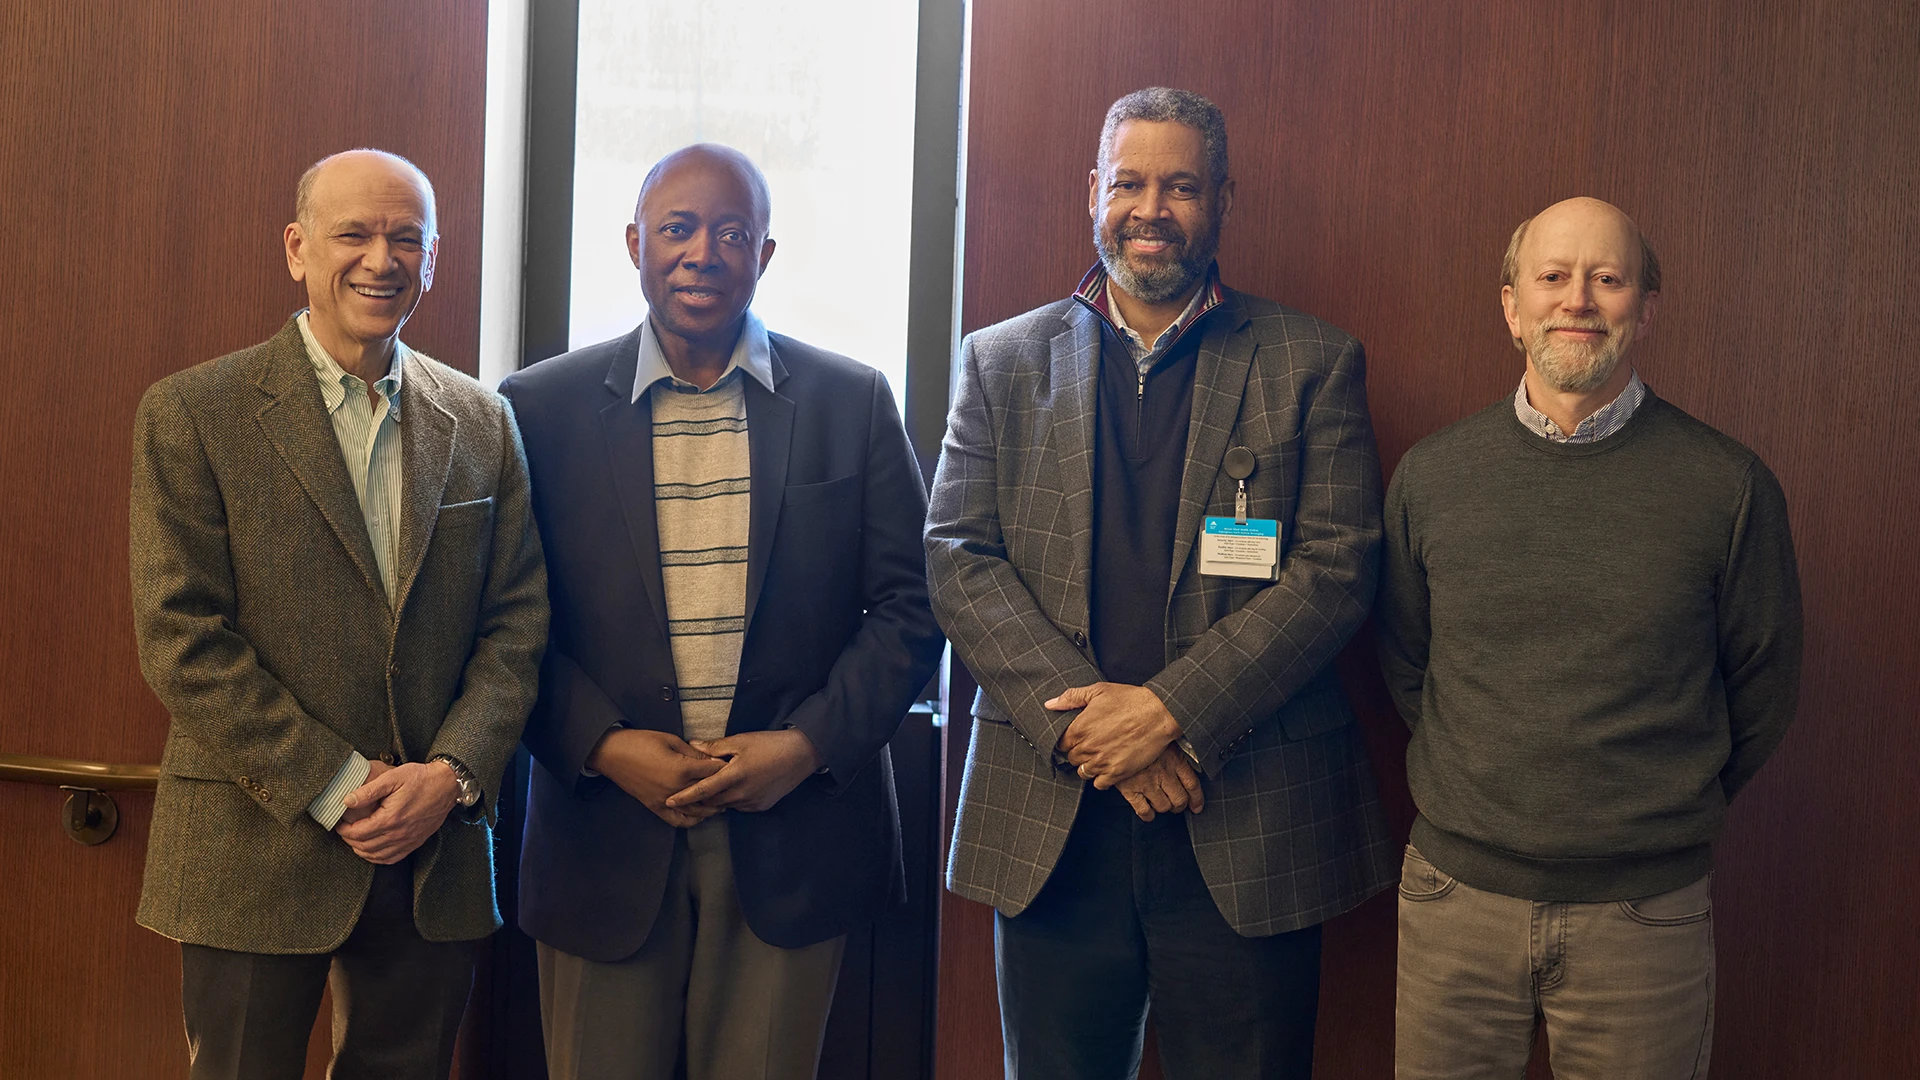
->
[129, 150, 547, 1080]
[926, 88, 1394, 1078]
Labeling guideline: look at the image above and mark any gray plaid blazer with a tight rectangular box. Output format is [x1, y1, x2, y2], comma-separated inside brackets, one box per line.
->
[129, 317, 548, 953]
[927, 289, 1396, 936]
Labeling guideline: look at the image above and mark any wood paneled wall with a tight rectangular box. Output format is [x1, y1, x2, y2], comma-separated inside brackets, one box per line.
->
[939, 1, 1920, 1077]
[0, 1, 489, 1075]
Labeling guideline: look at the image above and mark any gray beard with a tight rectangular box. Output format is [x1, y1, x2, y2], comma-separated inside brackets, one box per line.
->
[1528, 324, 1630, 394]
[1095, 221, 1220, 304]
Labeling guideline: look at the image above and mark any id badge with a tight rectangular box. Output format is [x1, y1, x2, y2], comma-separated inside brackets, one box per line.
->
[1200, 516, 1280, 580]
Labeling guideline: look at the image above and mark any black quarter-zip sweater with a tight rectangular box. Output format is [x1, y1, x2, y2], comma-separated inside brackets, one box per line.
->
[1088, 319, 1207, 686]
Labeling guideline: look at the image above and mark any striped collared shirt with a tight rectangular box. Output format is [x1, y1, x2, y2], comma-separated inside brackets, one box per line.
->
[296, 311, 405, 602]
[296, 311, 406, 829]
[1514, 370, 1646, 443]
[1073, 263, 1226, 377]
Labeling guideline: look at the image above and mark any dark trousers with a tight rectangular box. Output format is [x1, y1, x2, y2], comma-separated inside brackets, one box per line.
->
[995, 786, 1324, 1080]
[179, 860, 477, 1080]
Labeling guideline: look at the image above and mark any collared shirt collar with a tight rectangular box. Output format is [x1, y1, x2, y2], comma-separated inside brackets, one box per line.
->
[1514, 369, 1646, 443]
[631, 309, 776, 402]
[296, 310, 404, 421]
[1072, 262, 1225, 370]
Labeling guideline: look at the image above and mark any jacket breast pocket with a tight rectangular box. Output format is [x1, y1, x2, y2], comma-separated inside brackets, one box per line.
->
[783, 473, 861, 507]
[436, 496, 495, 531]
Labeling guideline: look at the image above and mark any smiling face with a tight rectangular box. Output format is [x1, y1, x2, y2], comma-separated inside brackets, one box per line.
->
[284, 152, 437, 363]
[627, 148, 775, 353]
[1501, 198, 1658, 394]
[1089, 119, 1233, 304]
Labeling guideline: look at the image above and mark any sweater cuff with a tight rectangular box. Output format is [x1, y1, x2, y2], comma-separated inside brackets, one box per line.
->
[308, 751, 370, 830]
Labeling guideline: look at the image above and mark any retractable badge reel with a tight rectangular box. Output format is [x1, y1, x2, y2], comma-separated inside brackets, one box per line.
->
[1199, 447, 1280, 580]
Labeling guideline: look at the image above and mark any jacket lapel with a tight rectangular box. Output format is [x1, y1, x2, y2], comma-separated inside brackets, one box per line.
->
[394, 353, 455, 613]
[742, 347, 794, 634]
[1049, 304, 1102, 608]
[1169, 293, 1255, 593]
[600, 330, 671, 644]
[253, 319, 386, 604]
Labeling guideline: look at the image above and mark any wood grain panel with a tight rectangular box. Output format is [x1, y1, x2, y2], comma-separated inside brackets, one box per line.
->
[0, 0, 490, 1075]
[940, 1, 1920, 1076]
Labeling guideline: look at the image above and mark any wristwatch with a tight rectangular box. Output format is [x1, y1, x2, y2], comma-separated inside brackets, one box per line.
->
[431, 754, 481, 809]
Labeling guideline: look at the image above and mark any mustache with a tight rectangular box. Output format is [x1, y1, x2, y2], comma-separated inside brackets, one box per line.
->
[1540, 318, 1611, 334]
[1117, 222, 1187, 244]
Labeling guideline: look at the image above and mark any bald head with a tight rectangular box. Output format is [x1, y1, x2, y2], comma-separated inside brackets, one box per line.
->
[296, 149, 438, 238]
[1502, 197, 1659, 296]
[634, 143, 771, 240]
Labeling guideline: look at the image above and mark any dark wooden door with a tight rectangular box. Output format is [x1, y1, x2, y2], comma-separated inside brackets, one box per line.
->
[0, 2, 489, 1075]
[936, 2, 1920, 1077]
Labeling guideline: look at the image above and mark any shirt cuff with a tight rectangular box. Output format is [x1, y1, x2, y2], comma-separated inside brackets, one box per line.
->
[1176, 737, 1202, 770]
[308, 751, 370, 830]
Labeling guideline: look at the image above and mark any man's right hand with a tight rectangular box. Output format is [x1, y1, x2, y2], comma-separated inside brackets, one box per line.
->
[1115, 746, 1205, 822]
[587, 729, 726, 828]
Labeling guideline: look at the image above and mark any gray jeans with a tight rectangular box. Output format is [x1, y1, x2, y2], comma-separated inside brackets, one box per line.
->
[1395, 845, 1714, 1080]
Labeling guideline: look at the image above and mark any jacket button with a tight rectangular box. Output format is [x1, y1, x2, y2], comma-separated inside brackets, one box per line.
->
[378, 751, 397, 766]
[660, 686, 677, 702]
[1072, 631, 1088, 648]
[257, 788, 271, 803]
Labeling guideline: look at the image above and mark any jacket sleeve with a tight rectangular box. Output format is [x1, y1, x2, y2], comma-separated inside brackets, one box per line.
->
[1144, 337, 1384, 776]
[781, 371, 946, 789]
[128, 379, 355, 828]
[1716, 459, 1803, 800]
[925, 332, 1105, 763]
[425, 398, 550, 817]
[1375, 452, 1430, 729]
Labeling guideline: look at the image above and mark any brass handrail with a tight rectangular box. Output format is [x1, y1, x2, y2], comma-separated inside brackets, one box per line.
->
[0, 753, 159, 791]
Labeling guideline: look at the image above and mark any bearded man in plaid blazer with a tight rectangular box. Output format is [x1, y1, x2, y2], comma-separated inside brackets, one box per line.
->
[926, 87, 1396, 1079]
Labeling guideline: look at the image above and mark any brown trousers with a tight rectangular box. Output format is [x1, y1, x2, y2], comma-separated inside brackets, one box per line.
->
[179, 860, 477, 1080]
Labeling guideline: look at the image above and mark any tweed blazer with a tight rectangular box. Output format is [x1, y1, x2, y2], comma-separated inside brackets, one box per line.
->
[130, 317, 548, 954]
[927, 289, 1396, 936]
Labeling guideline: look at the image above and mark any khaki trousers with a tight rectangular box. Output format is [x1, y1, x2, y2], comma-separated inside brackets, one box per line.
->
[538, 816, 846, 1080]
[1395, 846, 1715, 1080]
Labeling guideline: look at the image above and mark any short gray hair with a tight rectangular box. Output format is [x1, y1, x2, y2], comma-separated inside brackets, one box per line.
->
[295, 148, 438, 237]
[1097, 87, 1229, 187]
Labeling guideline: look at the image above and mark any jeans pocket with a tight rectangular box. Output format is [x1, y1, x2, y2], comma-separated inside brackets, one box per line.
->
[1399, 844, 1458, 902]
[1618, 873, 1713, 926]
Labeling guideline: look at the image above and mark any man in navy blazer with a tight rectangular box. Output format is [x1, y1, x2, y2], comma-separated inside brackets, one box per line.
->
[500, 145, 943, 1080]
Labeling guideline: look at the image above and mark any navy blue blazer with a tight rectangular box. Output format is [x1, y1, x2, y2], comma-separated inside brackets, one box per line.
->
[502, 324, 943, 954]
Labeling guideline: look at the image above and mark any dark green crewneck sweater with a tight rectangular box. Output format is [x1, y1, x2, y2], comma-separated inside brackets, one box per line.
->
[1378, 389, 1802, 901]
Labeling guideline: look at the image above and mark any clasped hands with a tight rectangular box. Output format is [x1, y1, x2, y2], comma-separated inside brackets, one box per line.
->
[1048, 682, 1205, 822]
[335, 758, 462, 865]
[588, 727, 824, 828]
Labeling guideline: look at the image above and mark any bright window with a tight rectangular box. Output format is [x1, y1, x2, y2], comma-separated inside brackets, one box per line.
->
[569, 1, 921, 401]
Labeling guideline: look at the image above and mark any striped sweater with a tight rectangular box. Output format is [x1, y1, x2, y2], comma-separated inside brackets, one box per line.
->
[651, 373, 751, 743]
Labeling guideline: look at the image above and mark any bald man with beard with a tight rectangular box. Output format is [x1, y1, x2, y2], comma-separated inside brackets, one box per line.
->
[502, 144, 942, 1080]
[1378, 197, 1803, 1079]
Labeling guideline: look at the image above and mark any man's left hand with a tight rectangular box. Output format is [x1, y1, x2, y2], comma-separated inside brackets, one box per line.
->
[665, 729, 825, 814]
[336, 760, 460, 864]
[1049, 682, 1181, 788]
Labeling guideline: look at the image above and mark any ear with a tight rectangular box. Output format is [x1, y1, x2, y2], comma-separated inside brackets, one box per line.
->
[285, 222, 308, 283]
[1500, 284, 1521, 342]
[1633, 290, 1659, 341]
[757, 236, 777, 277]
[420, 235, 439, 293]
[626, 222, 643, 270]
[1217, 176, 1236, 226]
[1088, 168, 1100, 220]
